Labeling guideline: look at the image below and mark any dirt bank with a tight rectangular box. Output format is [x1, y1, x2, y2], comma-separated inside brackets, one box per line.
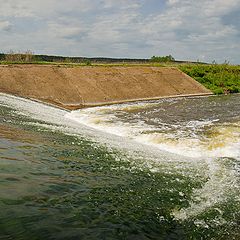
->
[0, 65, 212, 109]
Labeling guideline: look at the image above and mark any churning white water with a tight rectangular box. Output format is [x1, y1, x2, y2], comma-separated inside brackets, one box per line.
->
[66, 96, 240, 160]
[66, 95, 240, 222]
[1, 93, 240, 222]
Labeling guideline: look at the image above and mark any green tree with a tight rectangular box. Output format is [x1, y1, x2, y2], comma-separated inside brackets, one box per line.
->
[151, 55, 175, 62]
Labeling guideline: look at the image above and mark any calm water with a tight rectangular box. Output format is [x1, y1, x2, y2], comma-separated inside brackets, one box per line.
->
[0, 93, 239, 240]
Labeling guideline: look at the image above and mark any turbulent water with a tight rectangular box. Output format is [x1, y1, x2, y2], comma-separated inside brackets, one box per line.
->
[0, 93, 239, 240]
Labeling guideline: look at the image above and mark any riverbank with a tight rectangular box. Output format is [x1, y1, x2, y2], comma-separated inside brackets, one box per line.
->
[180, 64, 240, 94]
[0, 65, 212, 110]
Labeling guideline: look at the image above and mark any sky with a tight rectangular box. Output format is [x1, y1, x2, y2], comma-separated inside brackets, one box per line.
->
[0, 0, 240, 63]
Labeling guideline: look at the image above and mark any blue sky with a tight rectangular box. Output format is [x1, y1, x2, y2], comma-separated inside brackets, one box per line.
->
[0, 0, 240, 63]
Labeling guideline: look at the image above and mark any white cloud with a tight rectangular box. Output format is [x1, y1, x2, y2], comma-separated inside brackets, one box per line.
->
[48, 22, 86, 39]
[138, 0, 240, 62]
[0, 21, 12, 31]
[0, 0, 94, 18]
[0, 0, 239, 63]
[167, 0, 180, 6]
[0, 1, 33, 17]
[102, 0, 142, 10]
[203, 0, 240, 16]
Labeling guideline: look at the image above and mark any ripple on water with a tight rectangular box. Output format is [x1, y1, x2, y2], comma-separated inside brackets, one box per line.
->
[0, 93, 240, 239]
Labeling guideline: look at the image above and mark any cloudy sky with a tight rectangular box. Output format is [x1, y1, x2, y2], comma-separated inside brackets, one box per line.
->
[0, 0, 240, 63]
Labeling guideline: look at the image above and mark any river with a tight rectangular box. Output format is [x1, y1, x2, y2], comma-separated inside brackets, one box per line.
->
[0, 93, 239, 239]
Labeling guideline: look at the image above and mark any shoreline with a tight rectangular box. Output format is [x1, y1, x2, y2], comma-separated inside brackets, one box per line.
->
[70, 92, 214, 109]
[0, 92, 215, 111]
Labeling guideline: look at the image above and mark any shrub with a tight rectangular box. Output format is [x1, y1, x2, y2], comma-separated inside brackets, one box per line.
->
[84, 60, 92, 66]
[179, 64, 240, 95]
[4, 50, 35, 62]
[151, 55, 175, 63]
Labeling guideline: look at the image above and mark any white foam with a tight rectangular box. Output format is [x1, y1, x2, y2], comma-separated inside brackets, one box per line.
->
[173, 156, 240, 221]
[65, 98, 240, 220]
[1, 93, 239, 221]
[0, 93, 196, 165]
[66, 104, 240, 160]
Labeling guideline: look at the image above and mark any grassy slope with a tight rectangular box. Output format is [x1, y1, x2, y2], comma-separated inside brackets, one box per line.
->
[179, 64, 240, 94]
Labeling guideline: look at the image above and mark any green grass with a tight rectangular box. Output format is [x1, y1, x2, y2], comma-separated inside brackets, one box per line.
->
[179, 64, 240, 94]
[0, 60, 167, 67]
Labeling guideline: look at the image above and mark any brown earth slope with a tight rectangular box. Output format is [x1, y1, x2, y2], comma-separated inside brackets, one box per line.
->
[0, 65, 212, 109]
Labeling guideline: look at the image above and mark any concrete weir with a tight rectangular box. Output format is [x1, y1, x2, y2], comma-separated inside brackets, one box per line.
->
[0, 65, 212, 109]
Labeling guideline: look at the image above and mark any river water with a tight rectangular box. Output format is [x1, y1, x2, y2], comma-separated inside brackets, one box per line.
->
[0, 93, 239, 240]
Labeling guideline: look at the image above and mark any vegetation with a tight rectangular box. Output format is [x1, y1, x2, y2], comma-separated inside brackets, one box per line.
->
[0, 51, 150, 64]
[179, 64, 240, 94]
[84, 59, 92, 66]
[3, 50, 35, 63]
[151, 55, 175, 62]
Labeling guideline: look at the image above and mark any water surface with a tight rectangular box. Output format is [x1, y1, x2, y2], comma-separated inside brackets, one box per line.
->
[0, 93, 239, 240]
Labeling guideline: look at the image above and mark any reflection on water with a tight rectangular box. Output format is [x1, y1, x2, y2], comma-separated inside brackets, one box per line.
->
[0, 94, 240, 239]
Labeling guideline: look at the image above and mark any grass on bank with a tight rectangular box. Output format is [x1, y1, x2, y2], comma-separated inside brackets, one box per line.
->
[179, 64, 240, 94]
[0, 60, 179, 67]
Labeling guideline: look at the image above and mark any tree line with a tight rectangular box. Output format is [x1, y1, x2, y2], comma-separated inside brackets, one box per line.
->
[0, 51, 178, 64]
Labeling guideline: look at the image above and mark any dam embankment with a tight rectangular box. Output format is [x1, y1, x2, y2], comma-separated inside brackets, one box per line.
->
[0, 65, 212, 109]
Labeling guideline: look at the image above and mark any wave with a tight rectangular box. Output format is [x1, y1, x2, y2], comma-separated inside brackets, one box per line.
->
[66, 102, 240, 160]
[1, 93, 240, 221]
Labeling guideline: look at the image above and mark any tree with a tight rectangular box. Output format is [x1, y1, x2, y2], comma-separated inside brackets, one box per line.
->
[4, 50, 35, 62]
[150, 55, 175, 62]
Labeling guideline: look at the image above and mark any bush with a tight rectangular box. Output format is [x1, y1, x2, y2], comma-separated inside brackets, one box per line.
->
[84, 59, 92, 66]
[151, 55, 175, 63]
[4, 50, 35, 63]
[213, 87, 224, 95]
[179, 64, 240, 95]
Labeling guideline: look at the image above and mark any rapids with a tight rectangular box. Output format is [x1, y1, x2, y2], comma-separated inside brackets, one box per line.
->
[0, 93, 239, 239]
